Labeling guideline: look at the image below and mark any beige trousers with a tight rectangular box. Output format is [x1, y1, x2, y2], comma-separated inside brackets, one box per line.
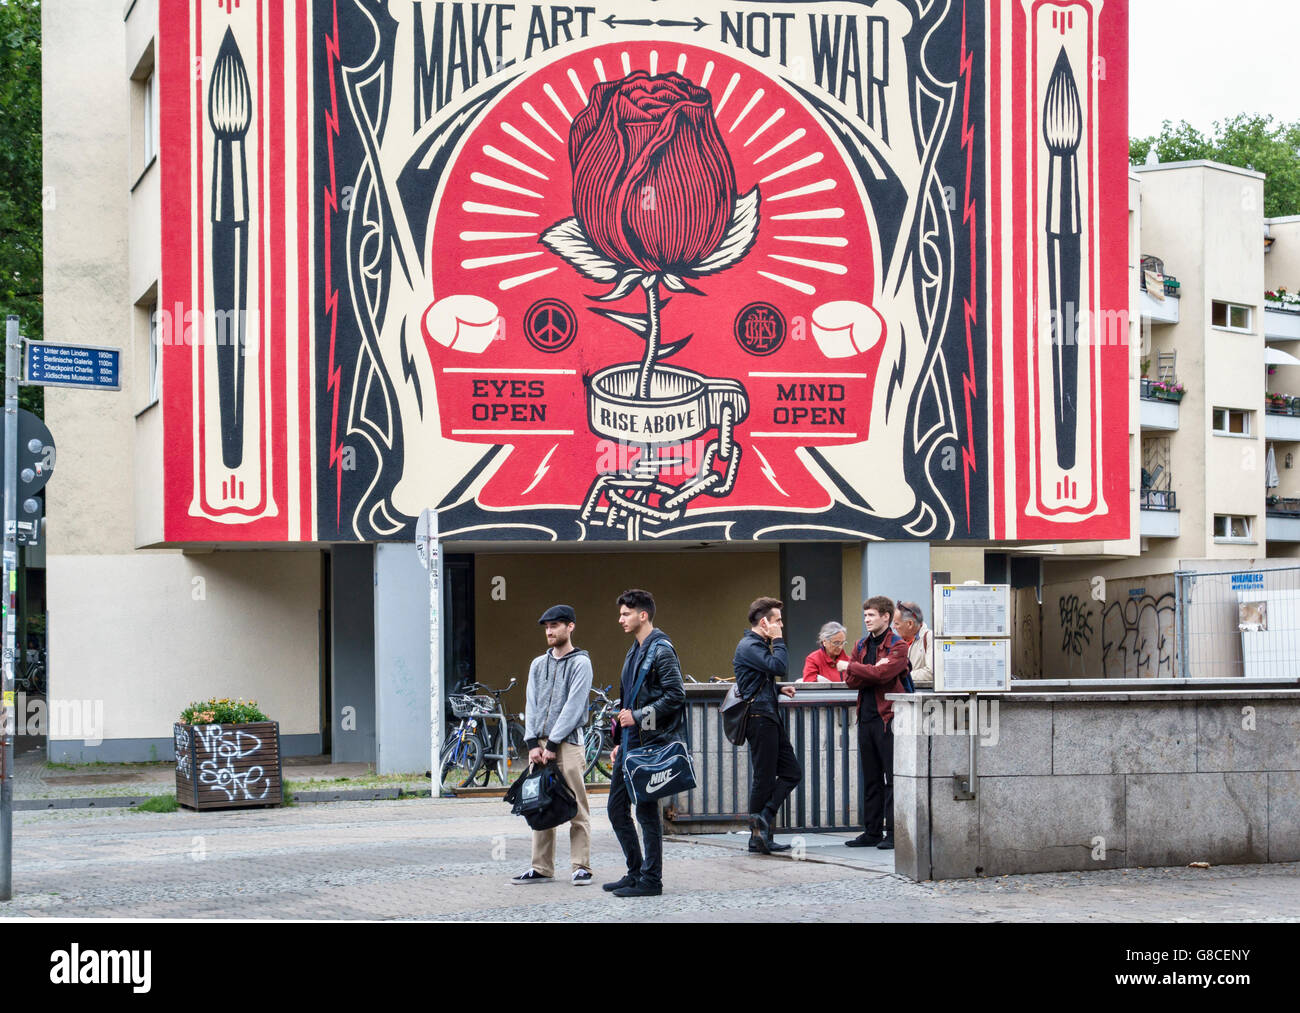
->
[531, 740, 591, 876]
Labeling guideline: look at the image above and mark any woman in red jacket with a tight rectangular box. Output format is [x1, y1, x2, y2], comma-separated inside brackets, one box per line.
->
[801, 622, 847, 682]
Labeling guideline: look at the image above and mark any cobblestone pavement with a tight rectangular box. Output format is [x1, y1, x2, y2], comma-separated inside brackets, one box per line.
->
[2, 796, 1299, 921]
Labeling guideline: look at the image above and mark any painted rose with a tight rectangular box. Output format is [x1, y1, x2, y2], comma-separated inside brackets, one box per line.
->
[569, 71, 737, 275]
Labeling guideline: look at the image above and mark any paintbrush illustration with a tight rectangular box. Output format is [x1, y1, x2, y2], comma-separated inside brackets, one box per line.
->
[209, 27, 252, 470]
[1043, 46, 1082, 472]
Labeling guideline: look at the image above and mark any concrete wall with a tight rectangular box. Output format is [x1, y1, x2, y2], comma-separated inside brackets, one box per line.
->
[330, 545, 375, 764]
[46, 550, 322, 761]
[373, 543, 432, 774]
[1038, 575, 1176, 679]
[894, 691, 1300, 880]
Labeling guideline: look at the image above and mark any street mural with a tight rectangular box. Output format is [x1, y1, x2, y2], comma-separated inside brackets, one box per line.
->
[159, 0, 1129, 543]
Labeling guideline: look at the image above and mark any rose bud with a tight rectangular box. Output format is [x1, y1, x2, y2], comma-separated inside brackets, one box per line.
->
[568, 71, 737, 275]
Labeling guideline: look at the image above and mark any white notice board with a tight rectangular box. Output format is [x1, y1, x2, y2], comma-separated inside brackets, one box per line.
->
[934, 639, 1011, 692]
[933, 584, 1010, 637]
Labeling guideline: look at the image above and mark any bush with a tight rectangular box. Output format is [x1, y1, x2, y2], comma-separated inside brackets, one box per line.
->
[180, 698, 268, 724]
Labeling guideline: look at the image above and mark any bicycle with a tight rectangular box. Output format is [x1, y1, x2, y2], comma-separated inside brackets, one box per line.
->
[15, 649, 45, 696]
[582, 684, 619, 781]
[439, 680, 527, 791]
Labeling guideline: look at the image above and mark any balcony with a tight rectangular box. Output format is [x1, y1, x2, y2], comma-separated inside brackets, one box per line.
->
[1139, 488, 1179, 538]
[1264, 301, 1300, 341]
[1265, 396, 1300, 441]
[1140, 256, 1180, 325]
[1139, 378, 1180, 431]
[1266, 496, 1300, 542]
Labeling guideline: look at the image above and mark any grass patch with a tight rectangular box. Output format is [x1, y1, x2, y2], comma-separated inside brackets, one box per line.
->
[132, 794, 178, 813]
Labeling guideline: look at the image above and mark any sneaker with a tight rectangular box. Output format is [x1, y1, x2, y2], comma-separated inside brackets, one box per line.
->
[876, 834, 895, 851]
[844, 833, 883, 848]
[511, 869, 552, 885]
[571, 868, 594, 886]
[602, 874, 637, 892]
[612, 881, 662, 897]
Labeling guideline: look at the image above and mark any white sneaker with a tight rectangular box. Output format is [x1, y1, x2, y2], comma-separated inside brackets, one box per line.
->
[571, 868, 593, 886]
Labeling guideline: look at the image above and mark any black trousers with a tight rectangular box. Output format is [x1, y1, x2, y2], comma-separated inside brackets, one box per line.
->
[607, 755, 663, 887]
[858, 711, 893, 834]
[745, 714, 803, 818]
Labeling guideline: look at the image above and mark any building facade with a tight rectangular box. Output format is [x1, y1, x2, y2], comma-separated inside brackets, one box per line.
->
[43, 0, 1132, 763]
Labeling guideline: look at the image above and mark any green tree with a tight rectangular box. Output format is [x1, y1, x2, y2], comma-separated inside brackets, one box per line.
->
[0, 0, 43, 416]
[1132, 114, 1300, 218]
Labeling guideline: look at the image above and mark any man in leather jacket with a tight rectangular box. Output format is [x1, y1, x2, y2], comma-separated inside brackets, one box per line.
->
[733, 597, 801, 854]
[604, 588, 686, 898]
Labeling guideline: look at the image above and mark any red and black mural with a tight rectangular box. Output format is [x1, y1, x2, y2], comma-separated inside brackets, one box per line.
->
[159, 0, 1130, 543]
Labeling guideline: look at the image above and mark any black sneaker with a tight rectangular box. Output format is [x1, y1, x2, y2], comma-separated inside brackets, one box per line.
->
[844, 833, 883, 848]
[571, 868, 594, 886]
[612, 881, 662, 897]
[510, 869, 552, 885]
[602, 874, 637, 892]
[876, 834, 895, 851]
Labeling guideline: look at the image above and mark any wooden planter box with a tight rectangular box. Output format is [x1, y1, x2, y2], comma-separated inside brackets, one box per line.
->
[174, 721, 283, 810]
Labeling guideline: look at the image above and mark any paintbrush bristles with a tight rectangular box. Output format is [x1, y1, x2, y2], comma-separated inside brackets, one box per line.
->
[209, 27, 252, 139]
[1043, 47, 1082, 154]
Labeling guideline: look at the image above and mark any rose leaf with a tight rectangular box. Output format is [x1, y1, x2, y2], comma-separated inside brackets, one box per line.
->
[662, 273, 705, 296]
[691, 187, 761, 276]
[592, 268, 646, 302]
[657, 334, 694, 361]
[540, 217, 620, 282]
[589, 307, 650, 336]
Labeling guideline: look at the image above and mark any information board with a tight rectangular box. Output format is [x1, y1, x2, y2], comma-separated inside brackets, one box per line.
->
[933, 584, 1011, 637]
[934, 639, 1011, 692]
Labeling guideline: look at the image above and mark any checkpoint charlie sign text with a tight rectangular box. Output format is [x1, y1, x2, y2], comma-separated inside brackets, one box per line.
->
[158, 0, 1129, 543]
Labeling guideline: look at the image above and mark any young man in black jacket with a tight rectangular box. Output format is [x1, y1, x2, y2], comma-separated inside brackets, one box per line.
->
[604, 588, 686, 898]
[733, 596, 801, 854]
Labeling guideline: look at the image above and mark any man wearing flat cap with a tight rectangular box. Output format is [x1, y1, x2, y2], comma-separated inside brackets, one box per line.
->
[512, 604, 596, 886]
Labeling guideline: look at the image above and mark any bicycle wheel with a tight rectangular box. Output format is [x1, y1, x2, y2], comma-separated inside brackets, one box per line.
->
[503, 723, 528, 784]
[30, 663, 46, 696]
[583, 723, 602, 778]
[439, 734, 482, 792]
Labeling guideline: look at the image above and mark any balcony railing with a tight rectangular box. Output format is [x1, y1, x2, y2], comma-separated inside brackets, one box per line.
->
[1140, 378, 1184, 402]
[1139, 255, 1181, 297]
[1266, 496, 1300, 517]
[1266, 397, 1300, 417]
[1140, 489, 1177, 511]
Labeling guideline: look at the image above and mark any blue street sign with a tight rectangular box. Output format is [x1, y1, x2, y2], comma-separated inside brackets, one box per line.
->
[23, 340, 121, 391]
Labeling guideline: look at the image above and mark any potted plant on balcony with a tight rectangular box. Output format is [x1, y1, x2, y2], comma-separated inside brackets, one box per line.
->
[1149, 379, 1185, 403]
[1266, 288, 1300, 312]
[175, 698, 283, 810]
[1267, 392, 1290, 413]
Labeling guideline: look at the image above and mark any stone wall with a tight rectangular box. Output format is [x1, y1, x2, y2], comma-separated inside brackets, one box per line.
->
[893, 691, 1300, 880]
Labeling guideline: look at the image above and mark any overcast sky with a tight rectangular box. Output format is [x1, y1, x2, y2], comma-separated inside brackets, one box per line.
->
[1130, 0, 1300, 138]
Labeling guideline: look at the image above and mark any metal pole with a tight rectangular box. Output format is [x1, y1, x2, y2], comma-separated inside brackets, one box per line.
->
[2, 316, 20, 899]
[424, 512, 443, 799]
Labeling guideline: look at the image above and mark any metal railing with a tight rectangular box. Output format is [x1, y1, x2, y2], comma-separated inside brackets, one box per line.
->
[672, 685, 864, 833]
[1139, 377, 1183, 400]
[1140, 488, 1177, 510]
[1175, 566, 1300, 679]
[1265, 399, 1300, 417]
[1266, 496, 1300, 516]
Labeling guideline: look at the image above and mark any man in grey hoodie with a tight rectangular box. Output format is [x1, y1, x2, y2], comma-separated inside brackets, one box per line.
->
[512, 604, 596, 886]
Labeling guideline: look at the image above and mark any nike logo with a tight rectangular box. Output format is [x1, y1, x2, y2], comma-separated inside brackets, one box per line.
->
[647, 769, 677, 791]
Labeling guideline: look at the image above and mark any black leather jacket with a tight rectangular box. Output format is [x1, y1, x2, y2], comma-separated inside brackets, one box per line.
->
[620, 628, 686, 746]
[733, 631, 787, 720]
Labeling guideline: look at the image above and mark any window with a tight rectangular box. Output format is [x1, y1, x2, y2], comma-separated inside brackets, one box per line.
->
[143, 69, 157, 166]
[1212, 407, 1252, 435]
[148, 303, 160, 405]
[1211, 301, 1252, 332]
[1214, 514, 1253, 541]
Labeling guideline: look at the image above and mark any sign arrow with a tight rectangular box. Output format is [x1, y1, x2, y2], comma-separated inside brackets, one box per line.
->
[602, 15, 654, 29]
[655, 18, 709, 32]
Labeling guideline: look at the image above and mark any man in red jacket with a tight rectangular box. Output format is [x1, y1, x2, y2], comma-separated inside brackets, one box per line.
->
[836, 595, 910, 850]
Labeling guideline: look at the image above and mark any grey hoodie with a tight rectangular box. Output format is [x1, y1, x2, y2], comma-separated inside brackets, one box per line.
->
[524, 647, 593, 748]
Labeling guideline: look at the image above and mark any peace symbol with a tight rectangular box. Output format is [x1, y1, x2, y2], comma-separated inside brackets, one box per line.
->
[524, 299, 578, 353]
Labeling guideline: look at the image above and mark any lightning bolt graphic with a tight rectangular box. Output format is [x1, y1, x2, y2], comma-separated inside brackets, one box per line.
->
[522, 443, 559, 496]
[752, 445, 789, 498]
[323, 2, 345, 525]
[959, 3, 980, 534]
